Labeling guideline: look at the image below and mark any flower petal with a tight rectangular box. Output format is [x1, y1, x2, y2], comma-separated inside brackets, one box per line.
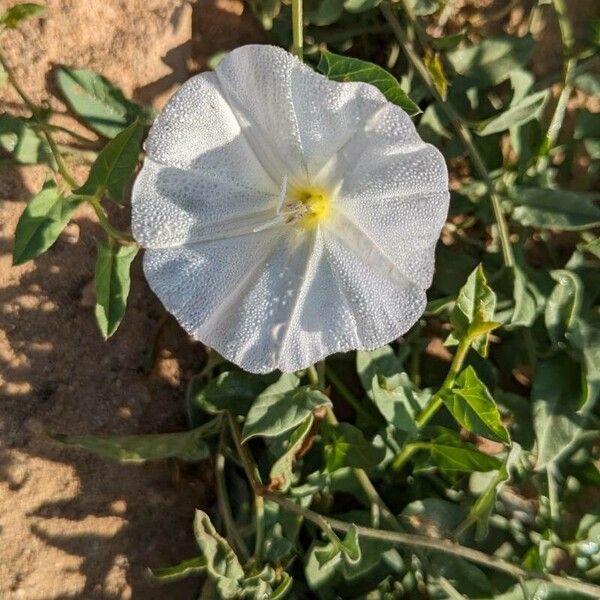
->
[215, 45, 405, 184]
[142, 230, 285, 343]
[321, 101, 449, 289]
[132, 158, 279, 248]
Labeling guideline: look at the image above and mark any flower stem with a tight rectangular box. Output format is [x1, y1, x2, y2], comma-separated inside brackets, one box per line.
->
[261, 491, 600, 598]
[291, 0, 304, 60]
[380, 2, 515, 268]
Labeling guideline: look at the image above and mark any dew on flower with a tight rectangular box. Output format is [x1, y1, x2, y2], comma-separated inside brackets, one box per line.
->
[131, 44, 449, 373]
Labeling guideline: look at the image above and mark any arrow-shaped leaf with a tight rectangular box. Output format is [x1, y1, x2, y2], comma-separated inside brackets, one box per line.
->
[76, 119, 143, 204]
[94, 239, 138, 338]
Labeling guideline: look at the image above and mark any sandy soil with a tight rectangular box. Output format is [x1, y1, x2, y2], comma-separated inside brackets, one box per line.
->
[0, 0, 597, 599]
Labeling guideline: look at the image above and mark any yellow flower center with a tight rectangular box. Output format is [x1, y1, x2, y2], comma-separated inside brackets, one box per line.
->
[289, 185, 330, 229]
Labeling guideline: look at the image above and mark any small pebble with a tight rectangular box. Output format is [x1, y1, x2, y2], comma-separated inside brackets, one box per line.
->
[62, 223, 80, 244]
[80, 281, 96, 307]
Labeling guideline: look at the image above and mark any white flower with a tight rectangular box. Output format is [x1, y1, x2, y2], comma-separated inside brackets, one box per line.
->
[131, 44, 449, 374]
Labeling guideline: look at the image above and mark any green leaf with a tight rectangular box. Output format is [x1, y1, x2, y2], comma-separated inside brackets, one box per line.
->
[429, 30, 466, 51]
[568, 316, 600, 413]
[193, 510, 244, 599]
[269, 573, 293, 599]
[324, 422, 385, 472]
[94, 239, 138, 339]
[447, 35, 534, 88]
[247, 0, 281, 30]
[343, 0, 381, 12]
[356, 344, 403, 396]
[449, 264, 498, 356]
[545, 270, 583, 346]
[51, 421, 218, 463]
[371, 373, 422, 434]
[56, 67, 152, 138]
[269, 414, 314, 492]
[242, 374, 331, 442]
[467, 443, 523, 540]
[424, 51, 448, 100]
[305, 0, 343, 25]
[317, 50, 421, 116]
[76, 119, 143, 204]
[422, 428, 502, 473]
[575, 110, 600, 141]
[533, 354, 584, 469]
[444, 366, 509, 443]
[186, 370, 271, 419]
[314, 524, 361, 568]
[150, 556, 207, 582]
[477, 90, 548, 136]
[0, 113, 53, 164]
[510, 265, 538, 327]
[0, 3, 44, 28]
[574, 73, 600, 96]
[509, 186, 600, 231]
[12, 181, 83, 265]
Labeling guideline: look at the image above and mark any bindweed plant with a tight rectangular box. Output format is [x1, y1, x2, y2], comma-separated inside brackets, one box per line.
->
[4, 0, 600, 598]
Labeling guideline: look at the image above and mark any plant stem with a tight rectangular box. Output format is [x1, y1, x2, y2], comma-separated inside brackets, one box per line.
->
[416, 336, 470, 429]
[88, 196, 136, 243]
[380, 2, 515, 268]
[216, 425, 251, 562]
[306, 364, 319, 386]
[253, 494, 265, 564]
[536, 0, 576, 170]
[262, 491, 600, 598]
[291, 0, 303, 60]
[325, 367, 379, 426]
[226, 412, 266, 564]
[392, 337, 471, 471]
[0, 50, 78, 189]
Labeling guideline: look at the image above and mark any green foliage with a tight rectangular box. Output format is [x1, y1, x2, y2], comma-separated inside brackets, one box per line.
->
[0, 113, 53, 164]
[56, 67, 152, 138]
[242, 374, 331, 441]
[269, 414, 314, 491]
[13, 180, 82, 265]
[545, 270, 583, 346]
[371, 372, 422, 433]
[0, 3, 44, 28]
[76, 119, 144, 204]
[314, 524, 361, 567]
[14, 2, 600, 598]
[317, 50, 421, 116]
[508, 187, 600, 231]
[150, 556, 207, 582]
[94, 239, 138, 339]
[444, 366, 509, 444]
[323, 422, 385, 471]
[418, 428, 502, 473]
[532, 354, 583, 469]
[356, 344, 403, 396]
[448, 264, 499, 356]
[477, 89, 548, 136]
[446, 35, 534, 87]
[186, 370, 276, 427]
[52, 420, 218, 463]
